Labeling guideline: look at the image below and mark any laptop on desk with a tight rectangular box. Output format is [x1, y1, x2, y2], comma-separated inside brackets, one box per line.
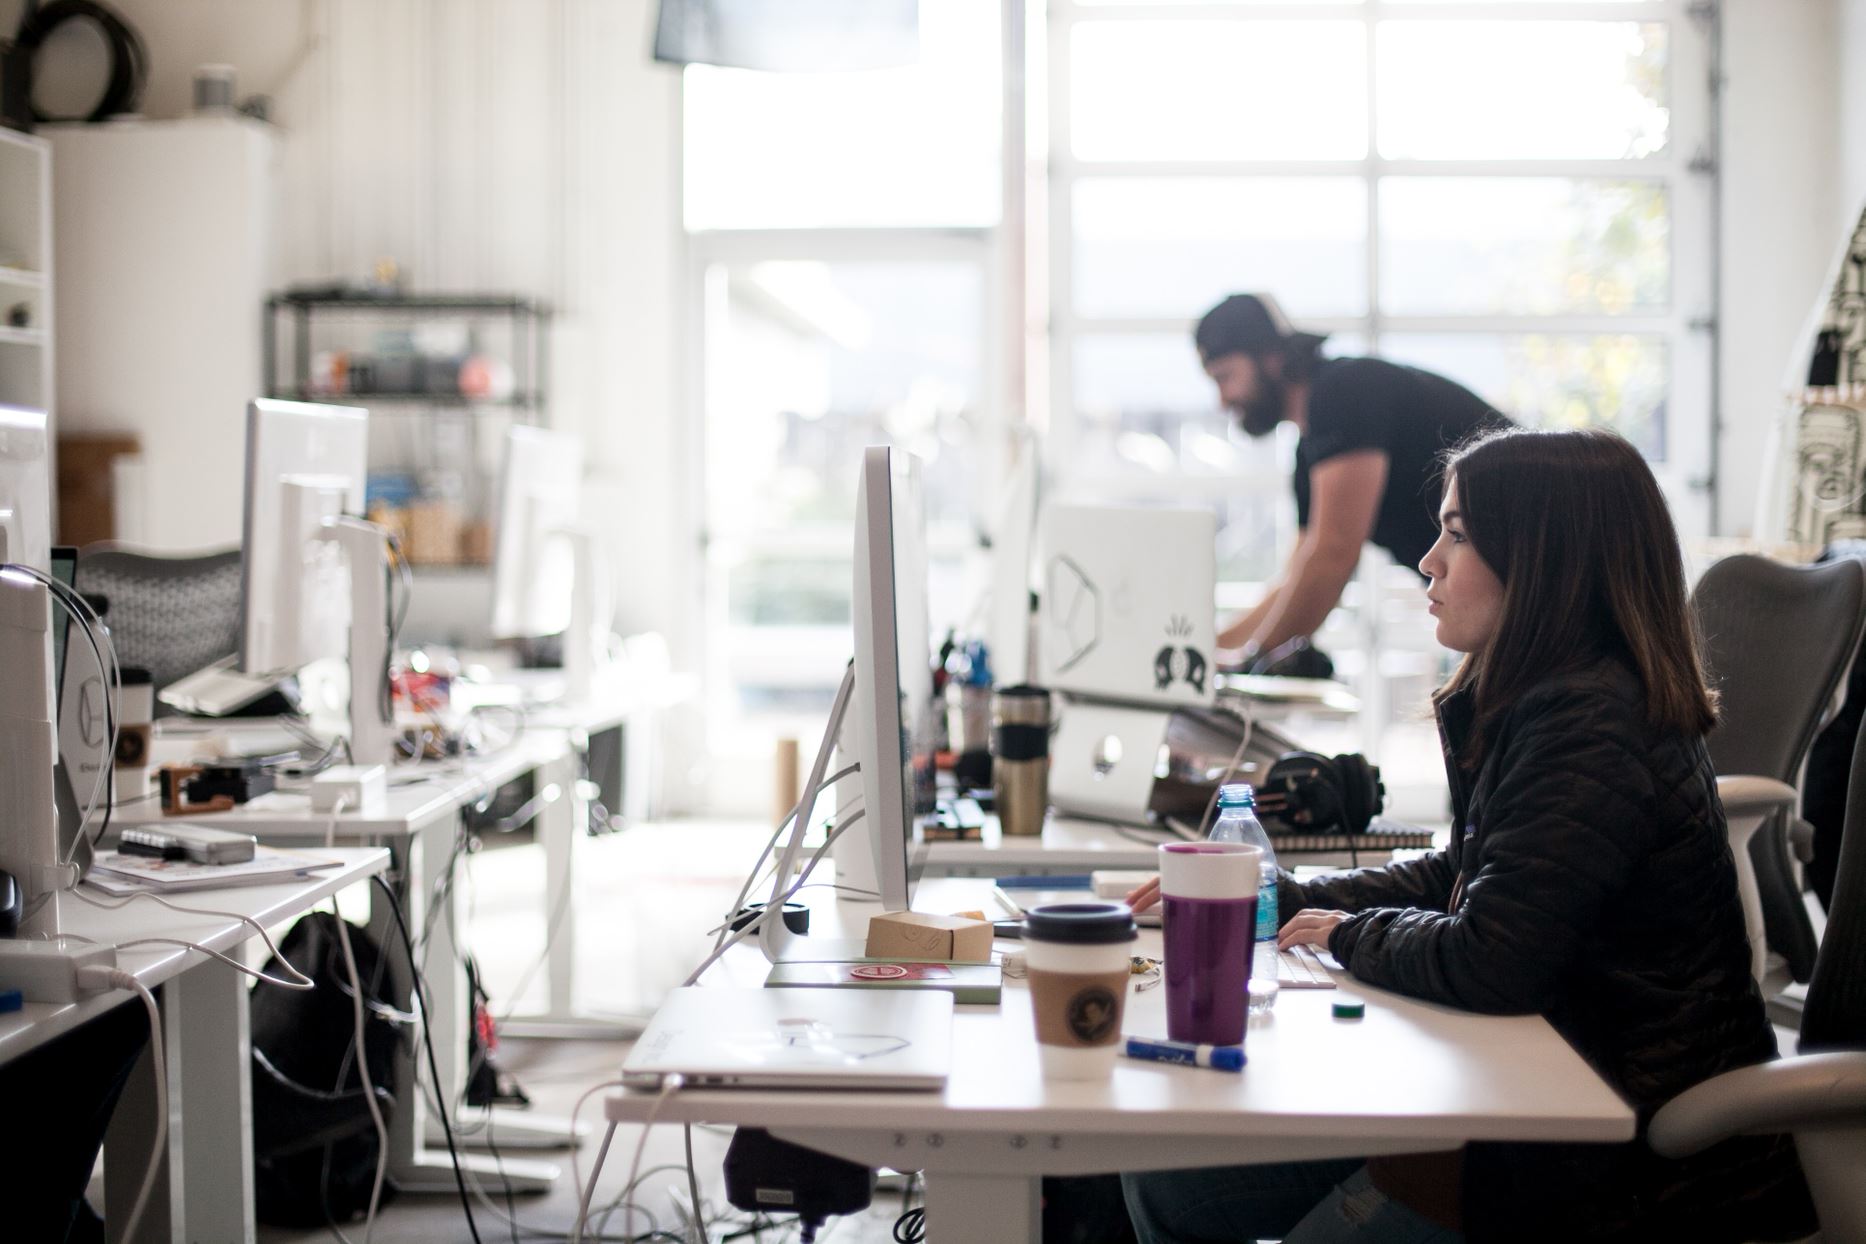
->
[622, 987, 954, 1091]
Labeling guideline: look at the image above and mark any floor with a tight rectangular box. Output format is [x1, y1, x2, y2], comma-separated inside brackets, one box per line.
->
[254, 820, 921, 1244]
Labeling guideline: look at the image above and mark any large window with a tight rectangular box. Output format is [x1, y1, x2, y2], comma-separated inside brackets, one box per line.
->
[681, 0, 1715, 809]
[1049, 1, 1713, 508]
[683, 2, 1004, 787]
[1045, 0, 1712, 802]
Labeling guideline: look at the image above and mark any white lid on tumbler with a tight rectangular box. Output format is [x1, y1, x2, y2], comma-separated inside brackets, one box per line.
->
[1158, 841, 1260, 901]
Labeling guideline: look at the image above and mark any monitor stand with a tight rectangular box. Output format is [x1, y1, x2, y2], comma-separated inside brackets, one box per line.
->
[320, 517, 398, 767]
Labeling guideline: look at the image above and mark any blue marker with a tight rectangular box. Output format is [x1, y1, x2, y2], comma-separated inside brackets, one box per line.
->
[1123, 1036, 1245, 1072]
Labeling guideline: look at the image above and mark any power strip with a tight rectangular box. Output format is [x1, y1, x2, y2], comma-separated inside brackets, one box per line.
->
[0, 942, 118, 1003]
[311, 764, 387, 814]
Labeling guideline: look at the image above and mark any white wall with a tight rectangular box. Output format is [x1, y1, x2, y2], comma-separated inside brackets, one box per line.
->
[1718, 0, 1845, 536]
[96, 0, 689, 641]
[1842, 0, 1866, 226]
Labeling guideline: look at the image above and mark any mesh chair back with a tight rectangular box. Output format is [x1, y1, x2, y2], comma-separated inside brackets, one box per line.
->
[75, 546, 244, 695]
[1694, 555, 1866, 782]
[1801, 721, 1866, 1051]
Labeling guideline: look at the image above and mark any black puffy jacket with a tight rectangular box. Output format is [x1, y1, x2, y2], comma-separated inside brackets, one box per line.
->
[1280, 656, 1814, 1242]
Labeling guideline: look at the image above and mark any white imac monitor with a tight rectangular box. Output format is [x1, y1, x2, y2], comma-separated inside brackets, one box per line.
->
[490, 426, 584, 640]
[0, 405, 51, 572]
[238, 399, 369, 675]
[851, 445, 937, 912]
[1039, 503, 1218, 708]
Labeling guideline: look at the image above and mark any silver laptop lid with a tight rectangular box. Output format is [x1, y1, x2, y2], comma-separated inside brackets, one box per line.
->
[623, 987, 954, 1091]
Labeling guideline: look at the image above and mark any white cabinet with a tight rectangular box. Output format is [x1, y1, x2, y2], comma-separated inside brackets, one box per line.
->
[49, 117, 275, 550]
[0, 127, 52, 415]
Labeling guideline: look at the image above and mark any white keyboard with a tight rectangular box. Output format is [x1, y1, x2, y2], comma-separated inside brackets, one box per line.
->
[1276, 943, 1336, 989]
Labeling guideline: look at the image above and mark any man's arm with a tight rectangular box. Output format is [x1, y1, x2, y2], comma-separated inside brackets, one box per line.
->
[1223, 450, 1388, 661]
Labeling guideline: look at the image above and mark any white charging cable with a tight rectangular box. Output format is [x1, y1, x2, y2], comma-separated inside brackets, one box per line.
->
[572, 1074, 685, 1244]
[67, 887, 317, 990]
[332, 897, 389, 1244]
[75, 967, 165, 1243]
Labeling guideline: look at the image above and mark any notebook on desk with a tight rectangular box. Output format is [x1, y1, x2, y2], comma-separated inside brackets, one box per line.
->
[622, 987, 954, 1091]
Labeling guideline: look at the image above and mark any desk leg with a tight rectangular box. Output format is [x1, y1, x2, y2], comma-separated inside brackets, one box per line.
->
[105, 960, 255, 1244]
[498, 745, 644, 1042]
[383, 825, 560, 1192]
[923, 1173, 1041, 1243]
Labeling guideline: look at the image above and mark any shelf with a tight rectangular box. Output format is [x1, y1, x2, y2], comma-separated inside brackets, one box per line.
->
[0, 326, 46, 346]
[270, 389, 541, 409]
[0, 267, 45, 289]
[270, 292, 547, 314]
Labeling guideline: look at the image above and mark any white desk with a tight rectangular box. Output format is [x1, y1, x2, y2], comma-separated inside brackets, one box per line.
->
[606, 879, 1635, 1242]
[923, 815, 1169, 877]
[0, 848, 389, 1244]
[120, 728, 581, 1191]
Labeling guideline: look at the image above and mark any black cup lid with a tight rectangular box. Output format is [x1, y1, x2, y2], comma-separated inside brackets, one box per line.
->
[1022, 901, 1137, 944]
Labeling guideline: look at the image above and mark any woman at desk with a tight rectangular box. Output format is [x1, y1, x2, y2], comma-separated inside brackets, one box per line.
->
[1123, 428, 1813, 1243]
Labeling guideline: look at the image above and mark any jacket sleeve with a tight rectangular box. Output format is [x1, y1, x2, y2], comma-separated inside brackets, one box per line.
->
[1326, 686, 1652, 1014]
[1275, 846, 1457, 929]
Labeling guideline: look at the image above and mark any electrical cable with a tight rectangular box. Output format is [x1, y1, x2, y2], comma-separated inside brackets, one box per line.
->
[681, 808, 865, 987]
[75, 968, 164, 1243]
[5, 562, 121, 867]
[683, 1123, 705, 1244]
[67, 886, 317, 989]
[711, 765, 860, 955]
[331, 899, 390, 1244]
[583, 1074, 684, 1244]
[370, 873, 485, 1244]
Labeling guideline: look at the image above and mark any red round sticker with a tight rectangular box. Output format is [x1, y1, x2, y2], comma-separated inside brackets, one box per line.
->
[849, 964, 910, 980]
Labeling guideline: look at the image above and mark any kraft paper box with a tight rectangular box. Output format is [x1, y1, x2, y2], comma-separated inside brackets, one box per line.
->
[864, 911, 994, 963]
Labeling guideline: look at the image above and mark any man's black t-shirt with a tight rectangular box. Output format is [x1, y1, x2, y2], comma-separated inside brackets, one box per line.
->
[1292, 357, 1510, 576]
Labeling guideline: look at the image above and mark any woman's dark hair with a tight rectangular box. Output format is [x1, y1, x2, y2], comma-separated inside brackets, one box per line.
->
[1433, 426, 1717, 760]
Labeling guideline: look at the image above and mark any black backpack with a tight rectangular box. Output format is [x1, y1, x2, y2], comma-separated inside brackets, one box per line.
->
[249, 911, 411, 1226]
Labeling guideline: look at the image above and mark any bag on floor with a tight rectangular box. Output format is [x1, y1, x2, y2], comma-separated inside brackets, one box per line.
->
[249, 910, 411, 1226]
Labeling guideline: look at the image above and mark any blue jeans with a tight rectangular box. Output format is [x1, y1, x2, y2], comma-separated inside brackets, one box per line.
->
[1122, 1161, 1465, 1244]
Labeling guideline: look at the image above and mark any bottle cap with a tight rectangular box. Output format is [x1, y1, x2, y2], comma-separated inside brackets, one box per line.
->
[1217, 783, 1255, 808]
[1332, 997, 1366, 1020]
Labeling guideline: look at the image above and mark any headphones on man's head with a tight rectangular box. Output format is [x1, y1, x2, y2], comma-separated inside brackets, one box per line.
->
[1258, 750, 1385, 836]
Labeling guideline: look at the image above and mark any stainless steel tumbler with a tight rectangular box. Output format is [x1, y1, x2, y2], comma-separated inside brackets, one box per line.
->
[992, 685, 1051, 836]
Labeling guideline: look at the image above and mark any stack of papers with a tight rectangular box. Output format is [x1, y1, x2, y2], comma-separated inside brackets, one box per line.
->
[87, 846, 342, 894]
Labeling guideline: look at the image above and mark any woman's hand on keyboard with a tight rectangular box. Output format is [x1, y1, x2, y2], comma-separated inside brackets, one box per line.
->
[1277, 908, 1348, 951]
[1125, 875, 1163, 915]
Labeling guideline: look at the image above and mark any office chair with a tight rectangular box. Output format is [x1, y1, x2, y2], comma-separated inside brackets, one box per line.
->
[73, 544, 244, 702]
[1692, 555, 1866, 984]
[1650, 717, 1866, 1243]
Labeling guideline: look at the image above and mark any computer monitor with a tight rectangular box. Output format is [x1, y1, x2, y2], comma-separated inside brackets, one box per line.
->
[0, 405, 51, 572]
[984, 442, 1039, 688]
[238, 398, 369, 676]
[490, 426, 584, 641]
[849, 445, 937, 912]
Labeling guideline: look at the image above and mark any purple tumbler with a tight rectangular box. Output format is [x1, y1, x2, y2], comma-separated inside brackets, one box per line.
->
[1159, 841, 1262, 1047]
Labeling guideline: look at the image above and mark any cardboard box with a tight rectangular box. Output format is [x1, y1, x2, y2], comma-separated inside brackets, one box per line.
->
[864, 911, 994, 963]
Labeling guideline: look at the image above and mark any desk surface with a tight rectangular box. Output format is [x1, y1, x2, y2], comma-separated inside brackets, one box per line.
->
[609, 879, 1634, 1162]
[122, 727, 571, 840]
[0, 847, 390, 1063]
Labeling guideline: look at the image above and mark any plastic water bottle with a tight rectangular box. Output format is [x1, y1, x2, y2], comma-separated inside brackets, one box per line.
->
[1207, 783, 1279, 1012]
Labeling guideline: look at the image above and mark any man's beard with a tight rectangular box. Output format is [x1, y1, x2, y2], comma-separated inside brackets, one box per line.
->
[1236, 373, 1286, 438]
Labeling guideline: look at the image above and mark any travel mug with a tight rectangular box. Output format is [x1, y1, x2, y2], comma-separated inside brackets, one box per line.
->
[1159, 841, 1260, 1047]
[113, 667, 155, 803]
[992, 684, 1050, 836]
[1022, 901, 1138, 1080]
